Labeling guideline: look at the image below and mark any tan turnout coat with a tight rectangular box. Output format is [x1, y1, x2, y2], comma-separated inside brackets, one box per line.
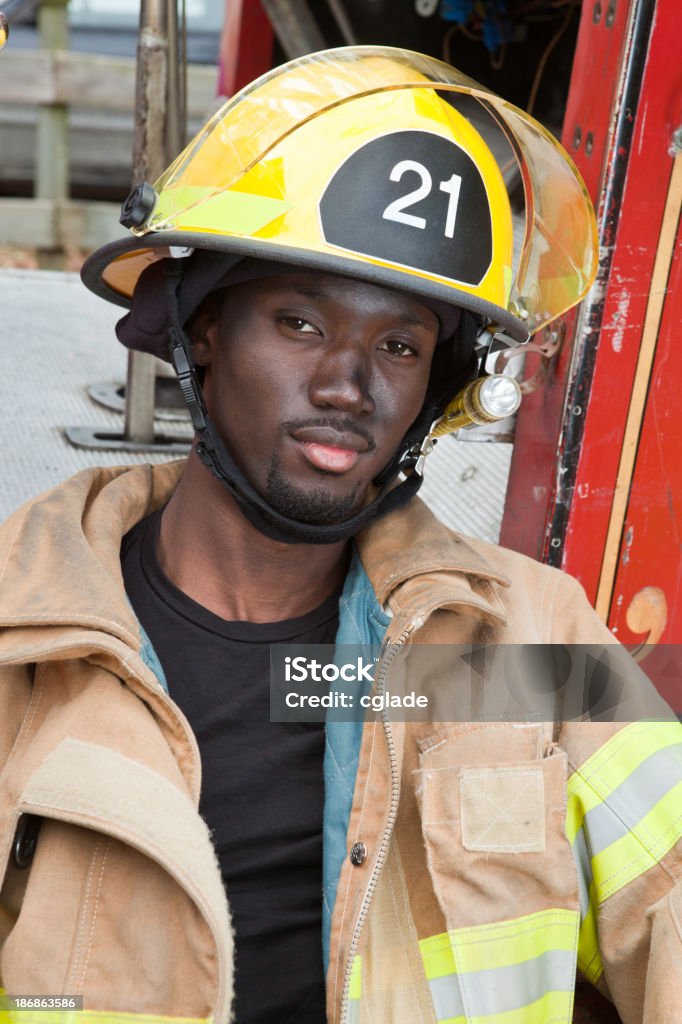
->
[1, 462, 681, 1023]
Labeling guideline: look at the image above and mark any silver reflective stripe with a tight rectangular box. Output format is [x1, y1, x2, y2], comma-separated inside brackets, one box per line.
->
[582, 743, 682, 856]
[429, 973, 466, 1020]
[572, 825, 593, 918]
[429, 948, 575, 1019]
[347, 1001, 360, 1024]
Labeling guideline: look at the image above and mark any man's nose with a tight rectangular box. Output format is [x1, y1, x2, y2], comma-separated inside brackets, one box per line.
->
[308, 342, 376, 416]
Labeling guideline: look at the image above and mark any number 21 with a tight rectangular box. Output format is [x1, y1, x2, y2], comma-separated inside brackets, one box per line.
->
[382, 160, 462, 239]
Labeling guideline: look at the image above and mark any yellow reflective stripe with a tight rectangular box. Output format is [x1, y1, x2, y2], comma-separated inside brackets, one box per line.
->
[0, 1012, 208, 1024]
[155, 186, 292, 235]
[420, 909, 578, 976]
[566, 789, 586, 845]
[567, 721, 682, 885]
[590, 778, 682, 902]
[568, 723, 682, 983]
[348, 954, 362, 1001]
[576, 881, 603, 984]
[567, 722, 682, 824]
[154, 185, 214, 216]
[0, 992, 210, 1024]
[436, 989, 574, 1024]
[0, 1017, 209, 1024]
[421, 931, 457, 980]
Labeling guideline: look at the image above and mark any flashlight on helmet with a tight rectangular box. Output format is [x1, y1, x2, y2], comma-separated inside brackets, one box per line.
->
[0, 13, 9, 50]
[411, 374, 522, 473]
[431, 374, 522, 438]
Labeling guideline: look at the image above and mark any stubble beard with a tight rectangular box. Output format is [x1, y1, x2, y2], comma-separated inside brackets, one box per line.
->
[265, 454, 363, 525]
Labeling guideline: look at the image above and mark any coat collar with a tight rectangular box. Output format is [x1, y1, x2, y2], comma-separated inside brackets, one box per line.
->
[356, 494, 510, 615]
[0, 461, 185, 653]
[0, 460, 509, 657]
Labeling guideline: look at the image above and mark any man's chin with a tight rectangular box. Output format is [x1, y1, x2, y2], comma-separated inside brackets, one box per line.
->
[265, 467, 364, 526]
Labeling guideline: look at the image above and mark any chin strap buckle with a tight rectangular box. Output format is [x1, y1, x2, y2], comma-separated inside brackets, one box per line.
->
[168, 329, 208, 433]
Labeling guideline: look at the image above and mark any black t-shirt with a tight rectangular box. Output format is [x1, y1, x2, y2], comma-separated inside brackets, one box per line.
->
[121, 509, 339, 1023]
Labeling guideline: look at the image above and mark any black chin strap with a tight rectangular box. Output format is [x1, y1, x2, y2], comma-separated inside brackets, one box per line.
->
[164, 261, 426, 545]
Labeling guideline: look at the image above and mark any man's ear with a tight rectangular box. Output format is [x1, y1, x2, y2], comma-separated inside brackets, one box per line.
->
[188, 295, 221, 367]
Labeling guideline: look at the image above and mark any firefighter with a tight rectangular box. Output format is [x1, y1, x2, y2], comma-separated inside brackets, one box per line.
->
[1, 46, 680, 1023]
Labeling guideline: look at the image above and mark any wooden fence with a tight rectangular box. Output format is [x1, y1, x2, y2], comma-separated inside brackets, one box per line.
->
[0, 48, 217, 250]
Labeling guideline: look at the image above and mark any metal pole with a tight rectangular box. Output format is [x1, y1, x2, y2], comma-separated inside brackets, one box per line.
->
[65, 0, 189, 455]
[124, 0, 169, 445]
[165, 0, 180, 161]
[178, 0, 187, 149]
[36, 0, 69, 261]
[131, 0, 168, 182]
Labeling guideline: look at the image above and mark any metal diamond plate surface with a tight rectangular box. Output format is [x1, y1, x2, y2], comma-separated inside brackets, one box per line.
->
[420, 435, 511, 543]
[0, 269, 192, 522]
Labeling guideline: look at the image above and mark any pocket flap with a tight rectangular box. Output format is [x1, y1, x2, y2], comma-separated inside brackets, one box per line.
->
[460, 765, 545, 853]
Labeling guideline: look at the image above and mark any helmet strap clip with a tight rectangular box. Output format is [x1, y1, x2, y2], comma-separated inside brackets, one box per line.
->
[167, 328, 208, 433]
[401, 437, 436, 479]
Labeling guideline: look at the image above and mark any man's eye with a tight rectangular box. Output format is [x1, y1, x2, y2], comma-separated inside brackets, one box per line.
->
[382, 339, 417, 358]
[279, 317, 319, 334]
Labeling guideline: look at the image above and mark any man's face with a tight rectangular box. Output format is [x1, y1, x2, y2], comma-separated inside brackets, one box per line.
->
[192, 271, 439, 525]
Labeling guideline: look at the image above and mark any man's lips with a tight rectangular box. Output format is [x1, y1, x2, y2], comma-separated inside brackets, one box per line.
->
[290, 425, 371, 474]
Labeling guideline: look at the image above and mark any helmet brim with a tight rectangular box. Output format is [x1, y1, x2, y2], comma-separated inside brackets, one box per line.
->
[81, 230, 531, 343]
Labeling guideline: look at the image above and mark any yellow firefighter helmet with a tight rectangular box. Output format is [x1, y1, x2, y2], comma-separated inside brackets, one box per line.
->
[83, 46, 597, 345]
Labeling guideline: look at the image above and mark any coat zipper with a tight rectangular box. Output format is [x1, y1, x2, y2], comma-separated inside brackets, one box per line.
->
[338, 616, 423, 1024]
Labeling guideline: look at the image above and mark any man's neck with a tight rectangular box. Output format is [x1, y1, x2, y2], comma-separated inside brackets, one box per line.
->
[156, 452, 350, 623]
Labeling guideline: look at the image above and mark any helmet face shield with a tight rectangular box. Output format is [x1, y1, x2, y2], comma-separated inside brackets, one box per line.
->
[96, 47, 597, 341]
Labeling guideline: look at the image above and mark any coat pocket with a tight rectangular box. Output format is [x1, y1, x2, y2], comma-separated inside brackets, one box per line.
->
[417, 724, 549, 853]
[414, 743, 581, 1024]
[414, 744, 580, 926]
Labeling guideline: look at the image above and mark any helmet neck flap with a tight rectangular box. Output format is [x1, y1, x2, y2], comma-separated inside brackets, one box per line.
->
[164, 259, 477, 545]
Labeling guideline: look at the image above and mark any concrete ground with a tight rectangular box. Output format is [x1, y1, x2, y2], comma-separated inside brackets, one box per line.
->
[0, 267, 512, 540]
